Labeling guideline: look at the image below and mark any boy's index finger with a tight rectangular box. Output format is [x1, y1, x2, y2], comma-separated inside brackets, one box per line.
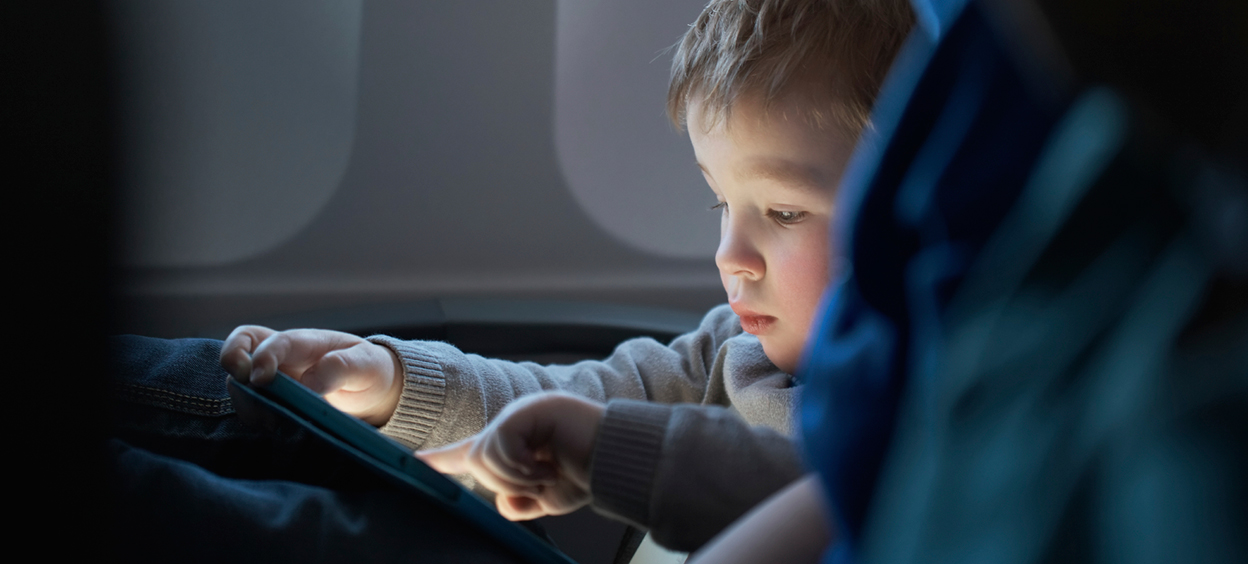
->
[416, 440, 473, 476]
[248, 332, 295, 386]
[251, 329, 366, 388]
[220, 325, 276, 382]
[249, 329, 338, 386]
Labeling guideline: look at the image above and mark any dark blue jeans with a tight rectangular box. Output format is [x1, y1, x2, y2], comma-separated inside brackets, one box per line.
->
[108, 335, 520, 563]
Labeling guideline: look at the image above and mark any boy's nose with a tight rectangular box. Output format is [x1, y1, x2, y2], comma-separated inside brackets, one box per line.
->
[715, 218, 765, 281]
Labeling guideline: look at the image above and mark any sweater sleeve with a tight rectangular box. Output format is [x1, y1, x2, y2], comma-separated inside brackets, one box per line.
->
[589, 399, 805, 552]
[367, 304, 746, 449]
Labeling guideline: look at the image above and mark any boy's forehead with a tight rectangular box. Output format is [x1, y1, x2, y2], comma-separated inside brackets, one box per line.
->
[689, 94, 856, 196]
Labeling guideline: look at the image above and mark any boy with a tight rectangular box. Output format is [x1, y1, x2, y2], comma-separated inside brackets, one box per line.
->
[221, 0, 911, 551]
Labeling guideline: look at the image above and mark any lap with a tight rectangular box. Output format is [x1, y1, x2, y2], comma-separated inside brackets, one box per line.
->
[106, 335, 523, 563]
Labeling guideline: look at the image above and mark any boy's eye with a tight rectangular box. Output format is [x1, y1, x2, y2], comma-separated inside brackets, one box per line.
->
[710, 201, 728, 213]
[768, 209, 806, 225]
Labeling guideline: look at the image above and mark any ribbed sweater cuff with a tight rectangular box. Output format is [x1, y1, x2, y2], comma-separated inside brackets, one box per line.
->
[367, 335, 447, 449]
[589, 399, 672, 529]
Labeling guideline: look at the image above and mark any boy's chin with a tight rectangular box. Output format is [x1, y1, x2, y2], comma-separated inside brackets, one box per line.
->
[759, 339, 799, 375]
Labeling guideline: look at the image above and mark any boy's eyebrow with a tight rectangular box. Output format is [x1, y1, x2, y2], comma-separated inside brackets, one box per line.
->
[696, 161, 828, 193]
[737, 160, 828, 194]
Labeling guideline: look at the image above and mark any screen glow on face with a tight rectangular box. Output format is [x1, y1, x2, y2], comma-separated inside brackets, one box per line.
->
[687, 95, 855, 373]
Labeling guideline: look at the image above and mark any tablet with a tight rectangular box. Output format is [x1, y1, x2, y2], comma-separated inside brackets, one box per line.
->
[227, 372, 578, 564]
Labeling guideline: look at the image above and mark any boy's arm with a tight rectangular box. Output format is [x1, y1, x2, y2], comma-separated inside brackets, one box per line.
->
[687, 474, 834, 564]
[590, 399, 805, 552]
[370, 304, 762, 450]
[418, 393, 807, 553]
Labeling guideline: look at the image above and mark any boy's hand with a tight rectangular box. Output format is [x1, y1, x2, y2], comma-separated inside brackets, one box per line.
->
[417, 393, 605, 521]
[220, 325, 404, 426]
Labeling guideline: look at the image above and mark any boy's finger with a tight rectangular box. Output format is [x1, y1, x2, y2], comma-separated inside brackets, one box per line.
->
[305, 343, 391, 397]
[422, 439, 547, 500]
[482, 430, 557, 486]
[416, 440, 474, 475]
[301, 348, 355, 397]
[220, 325, 275, 381]
[497, 495, 546, 521]
[251, 329, 367, 389]
[471, 468, 546, 500]
[249, 331, 299, 386]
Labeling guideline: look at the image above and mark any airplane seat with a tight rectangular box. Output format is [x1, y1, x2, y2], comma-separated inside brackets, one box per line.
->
[233, 298, 700, 365]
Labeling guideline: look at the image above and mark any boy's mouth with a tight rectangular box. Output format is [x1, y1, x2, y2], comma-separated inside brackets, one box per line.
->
[730, 303, 777, 335]
[738, 314, 777, 335]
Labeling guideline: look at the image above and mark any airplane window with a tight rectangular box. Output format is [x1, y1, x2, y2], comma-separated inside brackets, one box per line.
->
[112, 0, 361, 267]
[111, 1, 726, 339]
[554, 0, 718, 259]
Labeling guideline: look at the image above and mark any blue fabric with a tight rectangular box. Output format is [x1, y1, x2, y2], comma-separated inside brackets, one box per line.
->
[908, 0, 969, 40]
[107, 335, 523, 563]
[800, 4, 1062, 560]
[855, 84, 1248, 563]
[800, 1, 1248, 563]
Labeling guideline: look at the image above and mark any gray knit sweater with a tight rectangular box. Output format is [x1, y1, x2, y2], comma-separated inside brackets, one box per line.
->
[367, 304, 804, 551]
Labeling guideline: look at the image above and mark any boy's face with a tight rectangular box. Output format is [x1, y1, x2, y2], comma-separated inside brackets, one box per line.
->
[688, 95, 855, 374]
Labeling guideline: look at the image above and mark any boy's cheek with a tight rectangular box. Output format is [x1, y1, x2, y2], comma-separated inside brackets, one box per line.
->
[780, 249, 832, 304]
[778, 251, 831, 342]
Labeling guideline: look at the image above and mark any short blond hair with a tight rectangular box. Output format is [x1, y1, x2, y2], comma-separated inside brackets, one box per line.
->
[668, 0, 913, 133]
